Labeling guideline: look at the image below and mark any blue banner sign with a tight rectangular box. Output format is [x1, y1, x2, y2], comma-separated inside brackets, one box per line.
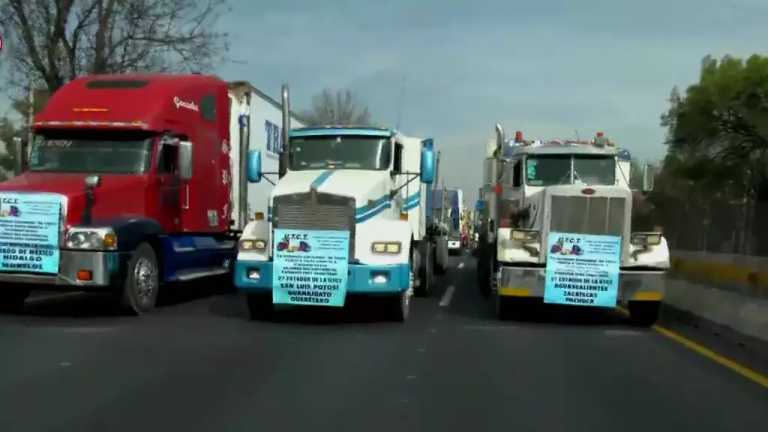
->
[544, 232, 621, 308]
[264, 120, 282, 157]
[273, 229, 350, 307]
[0, 193, 61, 274]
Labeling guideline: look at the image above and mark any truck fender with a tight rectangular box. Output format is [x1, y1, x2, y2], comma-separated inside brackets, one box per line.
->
[91, 217, 164, 253]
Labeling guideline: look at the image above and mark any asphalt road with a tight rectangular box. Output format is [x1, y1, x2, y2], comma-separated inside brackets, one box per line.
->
[1, 255, 766, 432]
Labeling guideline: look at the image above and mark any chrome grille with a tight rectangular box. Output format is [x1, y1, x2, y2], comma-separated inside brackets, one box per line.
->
[273, 192, 355, 257]
[550, 195, 626, 237]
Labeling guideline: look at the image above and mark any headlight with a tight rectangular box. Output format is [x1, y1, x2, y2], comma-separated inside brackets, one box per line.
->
[511, 229, 539, 243]
[372, 241, 401, 254]
[630, 232, 662, 246]
[240, 239, 267, 251]
[65, 228, 117, 250]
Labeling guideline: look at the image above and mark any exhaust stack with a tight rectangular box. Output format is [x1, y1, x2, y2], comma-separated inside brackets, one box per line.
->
[279, 84, 291, 178]
[495, 123, 505, 155]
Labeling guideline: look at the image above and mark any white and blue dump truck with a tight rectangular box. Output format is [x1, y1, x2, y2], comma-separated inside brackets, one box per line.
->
[234, 90, 438, 321]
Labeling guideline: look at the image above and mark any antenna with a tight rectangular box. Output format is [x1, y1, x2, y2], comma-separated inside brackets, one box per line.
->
[395, 74, 406, 130]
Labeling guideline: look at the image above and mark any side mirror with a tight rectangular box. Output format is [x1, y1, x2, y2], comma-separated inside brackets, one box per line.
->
[642, 164, 655, 192]
[247, 149, 262, 183]
[179, 141, 193, 180]
[420, 146, 435, 184]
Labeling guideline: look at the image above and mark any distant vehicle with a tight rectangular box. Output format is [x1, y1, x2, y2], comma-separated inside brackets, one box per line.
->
[435, 188, 464, 255]
[0, 74, 302, 315]
[235, 111, 438, 321]
[476, 126, 670, 325]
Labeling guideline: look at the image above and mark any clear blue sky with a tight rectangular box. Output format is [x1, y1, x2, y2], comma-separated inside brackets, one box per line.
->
[2, 0, 767, 202]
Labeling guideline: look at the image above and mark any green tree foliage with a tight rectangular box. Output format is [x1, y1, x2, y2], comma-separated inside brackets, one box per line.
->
[301, 89, 373, 127]
[655, 54, 768, 254]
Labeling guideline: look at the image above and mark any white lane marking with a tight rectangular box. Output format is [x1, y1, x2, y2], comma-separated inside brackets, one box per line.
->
[439, 285, 455, 307]
[457, 262, 465, 269]
[603, 329, 643, 336]
[462, 325, 517, 331]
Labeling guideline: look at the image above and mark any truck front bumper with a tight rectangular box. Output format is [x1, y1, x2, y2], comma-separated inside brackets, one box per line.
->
[234, 260, 410, 295]
[497, 265, 666, 303]
[0, 250, 127, 290]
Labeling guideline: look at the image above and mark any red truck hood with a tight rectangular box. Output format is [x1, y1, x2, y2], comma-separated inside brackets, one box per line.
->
[0, 172, 148, 226]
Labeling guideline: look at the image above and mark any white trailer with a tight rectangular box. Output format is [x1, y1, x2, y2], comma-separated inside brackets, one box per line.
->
[227, 82, 304, 231]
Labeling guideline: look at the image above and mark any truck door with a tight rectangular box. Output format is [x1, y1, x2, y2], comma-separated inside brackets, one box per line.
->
[156, 140, 181, 231]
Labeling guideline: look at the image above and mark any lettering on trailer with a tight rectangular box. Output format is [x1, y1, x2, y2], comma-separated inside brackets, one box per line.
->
[173, 96, 199, 112]
[543, 232, 620, 308]
[273, 229, 350, 307]
[264, 120, 282, 157]
[0, 193, 61, 274]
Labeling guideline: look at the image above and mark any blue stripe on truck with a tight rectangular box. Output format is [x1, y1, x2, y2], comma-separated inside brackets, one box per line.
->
[310, 170, 334, 189]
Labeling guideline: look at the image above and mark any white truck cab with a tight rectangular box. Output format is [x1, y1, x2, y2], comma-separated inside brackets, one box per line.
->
[477, 126, 670, 325]
[234, 127, 437, 321]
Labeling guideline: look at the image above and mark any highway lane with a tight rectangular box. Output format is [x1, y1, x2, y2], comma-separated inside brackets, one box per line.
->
[0, 255, 766, 432]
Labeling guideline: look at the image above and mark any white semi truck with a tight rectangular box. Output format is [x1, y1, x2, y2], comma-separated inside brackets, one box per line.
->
[234, 120, 437, 321]
[477, 125, 670, 325]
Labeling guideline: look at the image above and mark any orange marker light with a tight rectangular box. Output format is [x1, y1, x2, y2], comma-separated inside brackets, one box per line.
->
[77, 270, 93, 281]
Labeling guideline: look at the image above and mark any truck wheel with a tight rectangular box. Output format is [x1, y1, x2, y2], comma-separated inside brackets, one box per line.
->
[628, 301, 661, 327]
[247, 293, 274, 321]
[0, 286, 30, 314]
[495, 293, 509, 320]
[433, 245, 446, 275]
[386, 290, 410, 322]
[415, 244, 433, 297]
[477, 248, 493, 298]
[120, 243, 159, 316]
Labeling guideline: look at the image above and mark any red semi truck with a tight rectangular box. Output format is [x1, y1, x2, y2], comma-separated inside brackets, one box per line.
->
[0, 74, 275, 314]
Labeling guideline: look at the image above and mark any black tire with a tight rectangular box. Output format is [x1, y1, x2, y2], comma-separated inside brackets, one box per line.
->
[0, 286, 30, 314]
[477, 244, 493, 298]
[496, 295, 529, 321]
[120, 242, 160, 316]
[629, 301, 661, 327]
[415, 243, 433, 297]
[386, 290, 410, 322]
[495, 294, 509, 320]
[247, 293, 274, 321]
[433, 244, 445, 276]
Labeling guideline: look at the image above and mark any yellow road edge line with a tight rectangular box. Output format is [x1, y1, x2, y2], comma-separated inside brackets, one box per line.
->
[615, 306, 768, 388]
[652, 325, 768, 389]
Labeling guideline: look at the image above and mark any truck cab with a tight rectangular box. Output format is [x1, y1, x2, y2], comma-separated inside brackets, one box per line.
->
[478, 127, 670, 325]
[235, 127, 436, 321]
[0, 74, 235, 314]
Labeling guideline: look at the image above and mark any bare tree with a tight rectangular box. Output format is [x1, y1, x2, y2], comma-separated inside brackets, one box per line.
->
[0, 0, 230, 94]
[301, 89, 373, 127]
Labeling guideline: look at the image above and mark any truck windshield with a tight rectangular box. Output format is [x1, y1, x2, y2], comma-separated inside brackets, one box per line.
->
[526, 155, 615, 186]
[289, 136, 391, 170]
[29, 134, 152, 174]
[526, 155, 571, 186]
[574, 156, 616, 185]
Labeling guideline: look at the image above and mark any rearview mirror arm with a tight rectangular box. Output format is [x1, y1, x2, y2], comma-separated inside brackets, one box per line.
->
[259, 171, 278, 186]
[389, 173, 420, 198]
